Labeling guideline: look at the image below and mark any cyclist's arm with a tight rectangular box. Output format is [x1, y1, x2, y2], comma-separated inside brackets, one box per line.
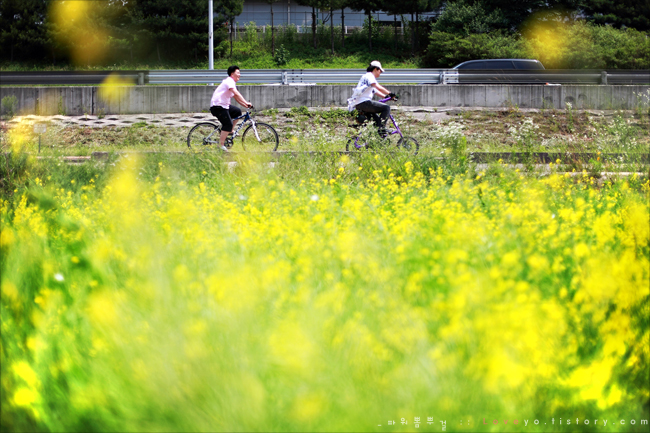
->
[371, 83, 390, 98]
[232, 88, 252, 108]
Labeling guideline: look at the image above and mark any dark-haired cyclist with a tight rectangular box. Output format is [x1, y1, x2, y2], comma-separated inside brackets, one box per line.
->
[210, 65, 253, 151]
[347, 61, 396, 137]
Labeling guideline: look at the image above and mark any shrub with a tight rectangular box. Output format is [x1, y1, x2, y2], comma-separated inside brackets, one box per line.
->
[1, 95, 18, 119]
[425, 20, 650, 69]
[430, 0, 508, 36]
[423, 30, 528, 68]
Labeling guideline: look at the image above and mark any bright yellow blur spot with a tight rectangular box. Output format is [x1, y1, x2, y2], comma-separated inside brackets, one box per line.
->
[6, 121, 33, 153]
[49, 1, 109, 65]
[523, 11, 570, 69]
[98, 73, 134, 106]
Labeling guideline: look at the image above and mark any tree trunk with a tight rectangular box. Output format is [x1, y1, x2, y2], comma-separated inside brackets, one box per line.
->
[271, 2, 275, 54]
[157, 42, 161, 62]
[230, 20, 234, 57]
[410, 12, 415, 57]
[415, 12, 419, 52]
[393, 15, 398, 55]
[312, 7, 317, 49]
[367, 10, 372, 52]
[330, 6, 334, 55]
[341, 9, 345, 49]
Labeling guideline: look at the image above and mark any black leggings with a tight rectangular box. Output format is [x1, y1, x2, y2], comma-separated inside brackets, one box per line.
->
[355, 100, 390, 128]
[210, 105, 242, 132]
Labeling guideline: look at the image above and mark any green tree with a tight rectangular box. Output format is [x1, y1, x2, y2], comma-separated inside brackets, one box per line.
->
[0, 0, 49, 62]
[322, 0, 347, 54]
[267, 0, 281, 54]
[392, 0, 441, 53]
[347, 0, 384, 51]
[217, 0, 244, 57]
[581, 0, 650, 31]
[440, 0, 584, 31]
[423, 29, 527, 66]
[130, 0, 211, 63]
[295, 0, 327, 49]
[432, 0, 509, 35]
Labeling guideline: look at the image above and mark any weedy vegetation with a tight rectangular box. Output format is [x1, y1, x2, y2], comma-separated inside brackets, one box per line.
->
[1, 108, 649, 432]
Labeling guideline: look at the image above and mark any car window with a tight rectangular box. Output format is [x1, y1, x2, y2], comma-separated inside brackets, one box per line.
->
[485, 60, 513, 69]
[514, 61, 545, 70]
[458, 61, 485, 70]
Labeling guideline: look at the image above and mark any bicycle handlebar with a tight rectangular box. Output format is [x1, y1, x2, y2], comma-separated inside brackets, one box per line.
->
[379, 94, 398, 103]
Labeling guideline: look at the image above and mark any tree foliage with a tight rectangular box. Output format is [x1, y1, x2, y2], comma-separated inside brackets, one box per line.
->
[581, 0, 650, 31]
[431, 0, 507, 35]
[0, 0, 229, 65]
[424, 20, 650, 68]
[347, 0, 384, 51]
[0, 0, 49, 62]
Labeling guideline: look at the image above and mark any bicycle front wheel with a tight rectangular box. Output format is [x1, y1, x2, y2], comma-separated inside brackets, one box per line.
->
[397, 136, 419, 155]
[241, 122, 279, 151]
[187, 122, 221, 148]
[346, 137, 368, 152]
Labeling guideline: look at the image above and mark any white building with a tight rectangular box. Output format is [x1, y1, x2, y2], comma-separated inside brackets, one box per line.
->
[236, 0, 438, 28]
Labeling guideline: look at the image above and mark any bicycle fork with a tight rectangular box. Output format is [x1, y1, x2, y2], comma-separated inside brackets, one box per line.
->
[248, 120, 263, 141]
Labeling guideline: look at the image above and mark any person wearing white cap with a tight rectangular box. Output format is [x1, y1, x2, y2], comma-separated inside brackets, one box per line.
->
[347, 60, 396, 136]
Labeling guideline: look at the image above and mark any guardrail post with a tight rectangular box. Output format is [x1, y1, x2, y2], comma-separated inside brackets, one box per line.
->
[282, 71, 287, 85]
[138, 72, 145, 86]
[601, 71, 607, 85]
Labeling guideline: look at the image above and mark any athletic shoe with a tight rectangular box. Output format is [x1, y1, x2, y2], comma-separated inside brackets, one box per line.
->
[220, 145, 229, 152]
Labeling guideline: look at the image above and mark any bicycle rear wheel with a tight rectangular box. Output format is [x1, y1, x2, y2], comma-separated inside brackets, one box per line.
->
[187, 122, 221, 148]
[397, 136, 419, 155]
[241, 122, 279, 151]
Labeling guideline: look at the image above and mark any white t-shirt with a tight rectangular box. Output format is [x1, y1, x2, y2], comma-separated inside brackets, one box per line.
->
[210, 76, 236, 109]
[347, 72, 378, 111]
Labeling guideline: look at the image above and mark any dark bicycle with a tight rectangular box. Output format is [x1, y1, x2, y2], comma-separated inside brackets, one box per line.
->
[346, 96, 419, 155]
[187, 108, 279, 151]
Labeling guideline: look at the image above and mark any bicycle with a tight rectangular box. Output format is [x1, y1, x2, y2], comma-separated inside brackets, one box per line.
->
[346, 96, 419, 155]
[187, 107, 279, 151]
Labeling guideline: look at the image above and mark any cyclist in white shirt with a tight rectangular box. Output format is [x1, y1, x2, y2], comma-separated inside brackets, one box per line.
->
[347, 61, 395, 136]
[210, 65, 253, 151]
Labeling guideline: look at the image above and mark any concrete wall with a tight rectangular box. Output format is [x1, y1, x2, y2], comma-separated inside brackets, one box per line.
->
[2, 85, 648, 116]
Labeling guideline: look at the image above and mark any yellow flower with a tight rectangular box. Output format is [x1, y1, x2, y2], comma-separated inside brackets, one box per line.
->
[13, 387, 39, 407]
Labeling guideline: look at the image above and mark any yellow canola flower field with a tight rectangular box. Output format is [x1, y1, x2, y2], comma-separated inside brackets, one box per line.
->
[1, 157, 648, 432]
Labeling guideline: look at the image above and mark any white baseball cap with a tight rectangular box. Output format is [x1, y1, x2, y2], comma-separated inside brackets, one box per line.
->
[370, 60, 385, 72]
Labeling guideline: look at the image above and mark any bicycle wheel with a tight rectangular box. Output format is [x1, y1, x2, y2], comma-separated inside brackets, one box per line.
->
[346, 137, 367, 151]
[187, 122, 221, 148]
[397, 136, 419, 155]
[241, 122, 279, 151]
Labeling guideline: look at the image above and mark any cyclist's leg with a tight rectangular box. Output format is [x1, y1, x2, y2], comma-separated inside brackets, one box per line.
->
[228, 106, 242, 134]
[211, 106, 234, 147]
[355, 101, 390, 131]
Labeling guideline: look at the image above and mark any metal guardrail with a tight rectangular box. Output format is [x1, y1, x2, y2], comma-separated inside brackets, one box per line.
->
[148, 69, 284, 84]
[0, 71, 145, 85]
[441, 70, 649, 85]
[279, 69, 445, 84]
[146, 69, 446, 84]
[1, 69, 648, 85]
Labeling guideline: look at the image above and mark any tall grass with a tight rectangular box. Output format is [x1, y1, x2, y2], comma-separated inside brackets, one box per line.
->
[1, 151, 649, 431]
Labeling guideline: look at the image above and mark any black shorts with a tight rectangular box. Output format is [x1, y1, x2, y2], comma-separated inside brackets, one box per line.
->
[210, 105, 242, 132]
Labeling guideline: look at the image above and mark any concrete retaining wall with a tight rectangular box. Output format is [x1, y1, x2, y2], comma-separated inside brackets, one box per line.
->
[2, 84, 648, 115]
